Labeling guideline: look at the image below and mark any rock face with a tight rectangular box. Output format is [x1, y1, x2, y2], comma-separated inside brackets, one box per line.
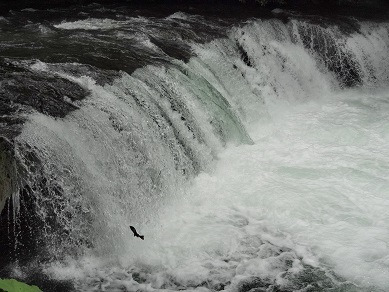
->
[0, 139, 18, 215]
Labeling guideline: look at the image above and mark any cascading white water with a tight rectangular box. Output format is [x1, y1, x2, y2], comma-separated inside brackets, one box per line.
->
[11, 16, 389, 291]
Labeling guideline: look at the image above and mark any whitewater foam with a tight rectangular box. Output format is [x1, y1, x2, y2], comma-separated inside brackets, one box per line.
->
[54, 18, 133, 30]
[45, 88, 389, 291]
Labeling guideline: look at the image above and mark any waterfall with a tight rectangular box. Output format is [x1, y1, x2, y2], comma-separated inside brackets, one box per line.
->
[1, 8, 388, 291]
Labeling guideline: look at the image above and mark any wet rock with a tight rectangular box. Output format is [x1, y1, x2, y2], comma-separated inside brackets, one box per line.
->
[0, 60, 87, 118]
[237, 277, 269, 292]
[0, 139, 18, 215]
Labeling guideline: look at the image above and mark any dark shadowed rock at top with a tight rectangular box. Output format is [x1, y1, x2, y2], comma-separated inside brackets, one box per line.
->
[0, 0, 388, 17]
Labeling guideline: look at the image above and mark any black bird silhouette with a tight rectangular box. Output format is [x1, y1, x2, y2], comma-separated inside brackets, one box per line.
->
[130, 226, 144, 240]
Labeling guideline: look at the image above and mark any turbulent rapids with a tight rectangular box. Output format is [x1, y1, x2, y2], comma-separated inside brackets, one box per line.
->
[0, 4, 389, 291]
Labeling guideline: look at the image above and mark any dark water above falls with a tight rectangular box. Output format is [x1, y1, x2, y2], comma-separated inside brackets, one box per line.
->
[0, 4, 389, 291]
